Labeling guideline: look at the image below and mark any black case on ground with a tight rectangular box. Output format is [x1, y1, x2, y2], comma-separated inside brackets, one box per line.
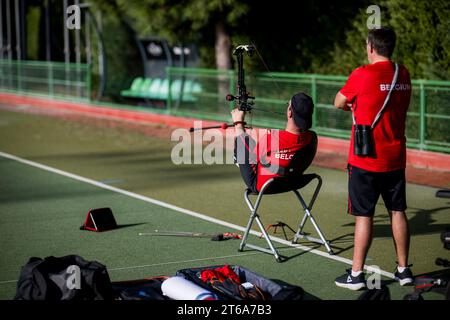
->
[176, 265, 303, 300]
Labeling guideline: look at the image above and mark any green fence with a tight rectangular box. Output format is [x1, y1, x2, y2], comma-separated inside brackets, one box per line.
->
[166, 67, 450, 153]
[1, 61, 448, 153]
[0, 60, 91, 102]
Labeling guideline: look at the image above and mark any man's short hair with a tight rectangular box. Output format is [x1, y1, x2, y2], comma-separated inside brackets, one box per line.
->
[290, 92, 314, 130]
[367, 27, 396, 58]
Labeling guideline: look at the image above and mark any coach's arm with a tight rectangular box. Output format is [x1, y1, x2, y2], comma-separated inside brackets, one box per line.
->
[334, 92, 352, 111]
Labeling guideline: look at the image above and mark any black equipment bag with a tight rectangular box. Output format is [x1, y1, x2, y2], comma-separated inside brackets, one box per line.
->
[403, 272, 450, 301]
[111, 276, 169, 300]
[441, 227, 450, 250]
[402, 228, 450, 301]
[176, 265, 303, 300]
[357, 285, 391, 300]
[14, 255, 112, 300]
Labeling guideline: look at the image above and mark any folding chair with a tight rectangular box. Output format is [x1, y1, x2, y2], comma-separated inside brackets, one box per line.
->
[238, 173, 334, 262]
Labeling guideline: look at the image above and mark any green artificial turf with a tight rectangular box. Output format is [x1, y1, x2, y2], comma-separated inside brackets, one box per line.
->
[0, 107, 448, 300]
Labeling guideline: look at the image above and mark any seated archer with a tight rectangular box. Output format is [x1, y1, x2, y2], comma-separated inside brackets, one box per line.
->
[232, 92, 318, 194]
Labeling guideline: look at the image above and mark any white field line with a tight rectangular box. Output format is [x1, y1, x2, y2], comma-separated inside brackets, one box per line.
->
[0, 151, 395, 281]
[108, 247, 302, 272]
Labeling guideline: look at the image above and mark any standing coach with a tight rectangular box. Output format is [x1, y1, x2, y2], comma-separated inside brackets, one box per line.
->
[333, 27, 413, 290]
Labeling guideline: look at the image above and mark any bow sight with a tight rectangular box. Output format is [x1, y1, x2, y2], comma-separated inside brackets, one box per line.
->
[226, 45, 256, 112]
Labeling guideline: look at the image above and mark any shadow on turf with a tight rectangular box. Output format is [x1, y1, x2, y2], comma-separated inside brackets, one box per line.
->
[414, 267, 450, 278]
[28, 150, 240, 183]
[114, 223, 148, 230]
[0, 186, 112, 204]
[29, 150, 161, 161]
[281, 245, 321, 262]
[341, 205, 450, 238]
[328, 233, 355, 255]
[271, 231, 355, 256]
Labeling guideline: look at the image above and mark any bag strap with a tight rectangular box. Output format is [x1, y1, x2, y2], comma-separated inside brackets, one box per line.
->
[352, 63, 399, 128]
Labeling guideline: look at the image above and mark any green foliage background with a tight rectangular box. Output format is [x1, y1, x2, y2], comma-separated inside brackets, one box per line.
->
[321, 0, 450, 80]
[92, 0, 449, 80]
[21, 0, 450, 100]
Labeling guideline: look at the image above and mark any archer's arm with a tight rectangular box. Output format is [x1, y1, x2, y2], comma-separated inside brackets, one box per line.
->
[231, 108, 246, 135]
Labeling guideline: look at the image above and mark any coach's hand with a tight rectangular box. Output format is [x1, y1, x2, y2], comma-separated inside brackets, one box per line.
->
[343, 103, 353, 111]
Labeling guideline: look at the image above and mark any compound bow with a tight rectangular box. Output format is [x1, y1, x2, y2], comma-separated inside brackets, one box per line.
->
[226, 44, 255, 112]
[189, 44, 284, 132]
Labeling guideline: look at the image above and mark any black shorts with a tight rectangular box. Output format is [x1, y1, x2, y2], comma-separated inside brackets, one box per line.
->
[347, 164, 407, 217]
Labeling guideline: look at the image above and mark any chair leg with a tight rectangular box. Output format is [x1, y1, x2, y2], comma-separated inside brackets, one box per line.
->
[239, 195, 256, 252]
[239, 190, 259, 252]
[296, 211, 309, 235]
[294, 175, 323, 237]
[292, 187, 334, 255]
[239, 190, 283, 262]
[254, 215, 282, 260]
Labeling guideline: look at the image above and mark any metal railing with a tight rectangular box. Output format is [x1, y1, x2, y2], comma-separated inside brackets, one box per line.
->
[0, 61, 448, 153]
[166, 67, 450, 153]
[0, 59, 91, 102]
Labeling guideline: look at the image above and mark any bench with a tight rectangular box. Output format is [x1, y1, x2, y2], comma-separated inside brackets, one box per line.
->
[121, 77, 202, 102]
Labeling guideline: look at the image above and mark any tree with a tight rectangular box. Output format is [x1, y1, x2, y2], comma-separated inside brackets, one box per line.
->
[111, 0, 249, 70]
[386, 0, 450, 80]
[242, 0, 369, 73]
[90, 0, 370, 73]
[322, 0, 450, 80]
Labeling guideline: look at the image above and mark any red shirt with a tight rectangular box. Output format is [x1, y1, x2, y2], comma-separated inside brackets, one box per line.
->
[340, 61, 412, 172]
[256, 130, 314, 191]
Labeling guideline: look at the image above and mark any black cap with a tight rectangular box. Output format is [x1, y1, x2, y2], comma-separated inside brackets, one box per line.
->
[290, 92, 314, 130]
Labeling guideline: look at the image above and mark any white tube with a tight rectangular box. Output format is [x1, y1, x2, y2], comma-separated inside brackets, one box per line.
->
[161, 277, 218, 300]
